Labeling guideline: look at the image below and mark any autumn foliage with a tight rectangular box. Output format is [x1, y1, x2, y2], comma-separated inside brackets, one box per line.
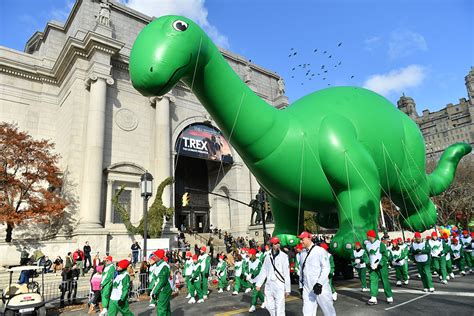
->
[0, 122, 68, 242]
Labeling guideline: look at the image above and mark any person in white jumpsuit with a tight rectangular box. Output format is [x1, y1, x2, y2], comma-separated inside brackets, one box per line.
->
[255, 236, 291, 316]
[298, 231, 336, 316]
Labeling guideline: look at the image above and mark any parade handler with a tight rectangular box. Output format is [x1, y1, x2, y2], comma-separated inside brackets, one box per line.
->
[365, 229, 393, 305]
[248, 248, 265, 313]
[150, 250, 172, 316]
[429, 232, 448, 284]
[450, 238, 466, 275]
[184, 252, 193, 299]
[198, 246, 211, 299]
[459, 230, 473, 272]
[298, 232, 336, 316]
[320, 243, 337, 301]
[188, 254, 204, 304]
[352, 241, 369, 291]
[441, 233, 454, 279]
[409, 232, 434, 292]
[100, 256, 115, 315]
[216, 254, 230, 293]
[256, 237, 291, 316]
[108, 259, 133, 316]
[389, 239, 409, 286]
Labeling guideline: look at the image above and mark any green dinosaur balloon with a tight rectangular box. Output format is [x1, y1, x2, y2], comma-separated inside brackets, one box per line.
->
[129, 16, 472, 258]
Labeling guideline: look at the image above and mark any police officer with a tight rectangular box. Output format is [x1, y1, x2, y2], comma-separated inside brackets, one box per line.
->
[298, 231, 336, 316]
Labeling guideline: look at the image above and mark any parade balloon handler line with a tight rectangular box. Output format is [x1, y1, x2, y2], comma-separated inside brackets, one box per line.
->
[184, 187, 253, 207]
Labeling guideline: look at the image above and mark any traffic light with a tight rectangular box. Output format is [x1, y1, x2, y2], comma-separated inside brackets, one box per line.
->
[182, 192, 190, 207]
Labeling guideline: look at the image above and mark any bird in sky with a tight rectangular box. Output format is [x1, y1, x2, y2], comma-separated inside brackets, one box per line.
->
[338, 42, 342, 47]
[321, 65, 325, 69]
[323, 51, 327, 54]
[338, 62, 342, 65]
[314, 48, 318, 52]
[293, 52, 297, 56]
[323, 78, 326, 80]
[324, 70, 328, 73]
[328, 55, 332, 58]
[351, 75, 355, 79]
[291, 48, 294, 50]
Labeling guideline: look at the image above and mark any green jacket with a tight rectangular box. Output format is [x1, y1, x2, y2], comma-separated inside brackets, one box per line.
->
[365, 240, 389, 268]
[248, 258, 262, 279]
[110, 270, 130, 302]
[198, 254, 211, 275]
[351, 248, 369, 268]
[101, 263, 116, 288]
[216, 260, 227, 278]
[150, 260, 172, 296]
[409, 241, 431, 262]
[191, 262, 202, 282]
[450, 243, 464, 259]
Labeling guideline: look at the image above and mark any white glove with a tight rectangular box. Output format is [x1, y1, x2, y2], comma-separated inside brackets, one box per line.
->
[371, 263, 378, 270]
[246, 274, 251, 281]
[355, 259, 360, 264]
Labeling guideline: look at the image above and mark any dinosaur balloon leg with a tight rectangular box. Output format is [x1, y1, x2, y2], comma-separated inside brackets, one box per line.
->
[267, 196, 302, 247]
[318, 115, 381, 255]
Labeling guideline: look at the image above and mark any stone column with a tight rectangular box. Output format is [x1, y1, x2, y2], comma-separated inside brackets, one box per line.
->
[105, 179, 114, 226]
[79, 74, 114, 229]
[151, 94, 175, 209]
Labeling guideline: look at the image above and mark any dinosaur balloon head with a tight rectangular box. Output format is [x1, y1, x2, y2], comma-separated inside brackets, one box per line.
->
[130, 15, 209, 96]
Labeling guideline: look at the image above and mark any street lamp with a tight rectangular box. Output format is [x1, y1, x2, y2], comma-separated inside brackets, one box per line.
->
[140, 171, 153, 259]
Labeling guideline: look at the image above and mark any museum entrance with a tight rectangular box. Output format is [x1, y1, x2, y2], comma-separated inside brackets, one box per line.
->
[174, 155, 210, 233]
[174, 123, 234, 233]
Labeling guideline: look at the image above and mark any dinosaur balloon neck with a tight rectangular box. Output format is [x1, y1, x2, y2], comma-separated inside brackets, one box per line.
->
[181, 36, 285, 162]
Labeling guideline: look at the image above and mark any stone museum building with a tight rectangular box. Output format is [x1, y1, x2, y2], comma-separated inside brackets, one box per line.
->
[397, 67, 474, 159]
[0, 0, 288, 262]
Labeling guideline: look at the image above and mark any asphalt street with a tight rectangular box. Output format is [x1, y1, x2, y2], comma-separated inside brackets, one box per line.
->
[56, 267, 474, 316]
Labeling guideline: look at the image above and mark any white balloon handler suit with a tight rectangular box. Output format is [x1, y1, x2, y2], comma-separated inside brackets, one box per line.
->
[299, 245, 336, 316]
[255, 250, 291, 316]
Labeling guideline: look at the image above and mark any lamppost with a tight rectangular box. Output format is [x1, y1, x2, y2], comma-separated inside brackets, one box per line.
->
[140, 171, 153, 259]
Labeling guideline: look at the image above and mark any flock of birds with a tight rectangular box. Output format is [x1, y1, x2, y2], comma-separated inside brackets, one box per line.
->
[286, 42, 355, 86]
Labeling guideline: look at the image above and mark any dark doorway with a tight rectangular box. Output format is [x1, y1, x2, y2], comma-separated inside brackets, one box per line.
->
[175, 156, 210, 232]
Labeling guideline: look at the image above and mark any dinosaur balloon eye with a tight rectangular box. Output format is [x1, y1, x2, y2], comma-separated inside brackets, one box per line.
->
[173, 20, 188, 32]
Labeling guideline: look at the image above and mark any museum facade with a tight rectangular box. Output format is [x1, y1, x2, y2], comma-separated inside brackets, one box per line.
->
[0, 0, 287, 262]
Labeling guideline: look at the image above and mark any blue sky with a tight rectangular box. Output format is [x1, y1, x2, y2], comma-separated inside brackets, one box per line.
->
[1, 0, 473, 112]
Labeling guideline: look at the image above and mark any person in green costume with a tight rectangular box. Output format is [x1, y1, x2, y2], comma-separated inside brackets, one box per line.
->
[409, 232, 434, 292]
[365, 229, 393, 305]
[320, 243, 337, 301]
[150, 250, 172, 316]
[198, 246, 211, 299]
[429, 232, 448, 284]
[129, 15, 472, 259]
[100, 256, 115, 315]
[352, 241, 369, 291]
[441, 233, 454, 279]
[183, 252, 194, 299]
[188, 254, 203, 304]
[247, 248, 265, 313]
[216, 254, 230, 292]
[147, 254, 159, 308]
[389, 239, 409, 286]
[450, 238, 466, 275]
[396, 237, 410, 283]
[232, 254, 250, 295]
[459, 230, 473, 272]
[108, 259, 133, 316]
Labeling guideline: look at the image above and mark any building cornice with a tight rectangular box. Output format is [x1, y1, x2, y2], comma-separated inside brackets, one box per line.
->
[1, 31, 124, 87]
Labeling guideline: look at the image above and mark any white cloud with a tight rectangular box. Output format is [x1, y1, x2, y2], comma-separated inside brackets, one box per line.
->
[363, 65, 426, 96]
[120, 0, 229, 48]
[50, 0, 75, 23]
[364, 36, 382, 51]
[388, 30, 427, 59]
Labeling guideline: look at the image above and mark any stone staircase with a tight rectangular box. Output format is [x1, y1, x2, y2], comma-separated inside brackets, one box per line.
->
[184, 233, 226, 253]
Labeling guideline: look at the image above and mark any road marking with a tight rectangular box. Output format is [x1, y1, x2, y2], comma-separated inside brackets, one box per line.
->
[384, 293, 430, 310]
[338, 287, 474, 297]
[214, 296, 299, 316]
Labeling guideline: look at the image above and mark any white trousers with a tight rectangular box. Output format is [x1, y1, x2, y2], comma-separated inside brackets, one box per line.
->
[264, 281, 286, 316]
[302, 283, 336, 316]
